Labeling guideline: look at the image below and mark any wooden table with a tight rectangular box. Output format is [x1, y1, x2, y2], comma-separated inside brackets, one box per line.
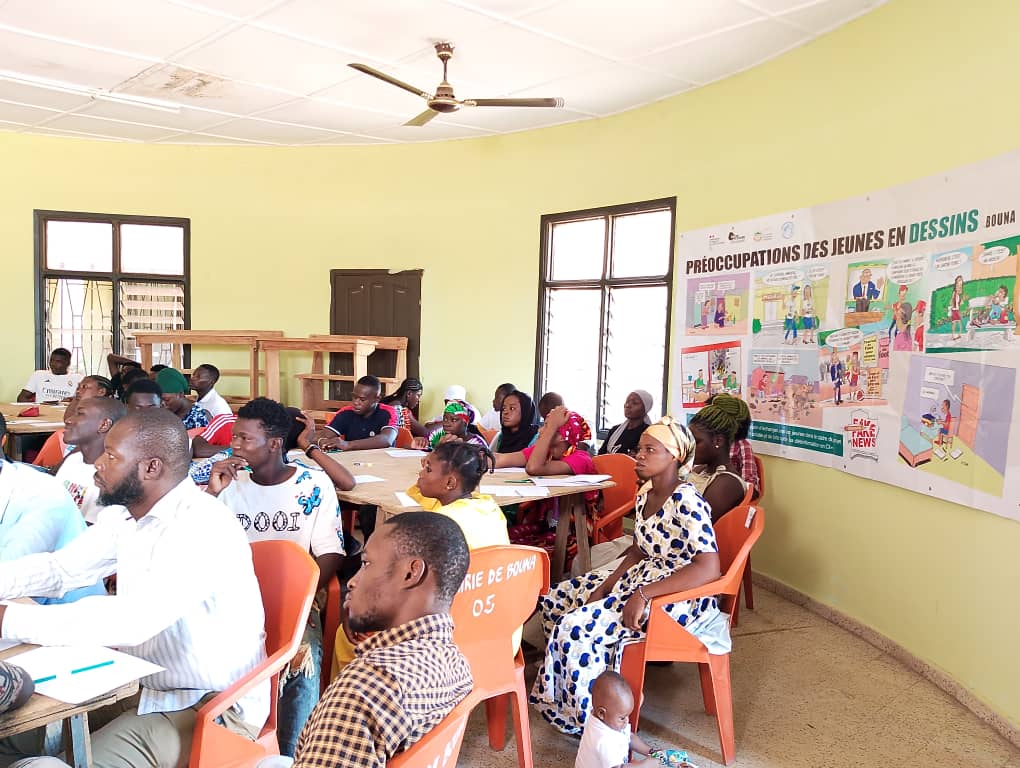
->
[0, 403, 67, 461]
[0, 644, 138, 768]
[323, 448, 614, 581]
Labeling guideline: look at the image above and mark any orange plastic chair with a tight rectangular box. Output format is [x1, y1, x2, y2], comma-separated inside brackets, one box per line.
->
[726, 483, 755, 628]
[387, 694, 478, 768]
[619, 503, 765, 766]
[451, 545, 549, 768]
[744, 455, 766, 611]
[590, 453, 637, 544]
[395, 427, 414, 448]
[187, 426, 206, 439]
[477, 426, 498, 445]
[189, 540, 318, 768]
[32, 429, 66, 467]
[319, 575, 342, 695]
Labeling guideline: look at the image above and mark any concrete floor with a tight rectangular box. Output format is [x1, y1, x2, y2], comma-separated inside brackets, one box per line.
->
[457, 587, 1018, 767]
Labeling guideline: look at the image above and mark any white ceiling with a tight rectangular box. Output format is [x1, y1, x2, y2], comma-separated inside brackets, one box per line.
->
[0, 0, 885, 146]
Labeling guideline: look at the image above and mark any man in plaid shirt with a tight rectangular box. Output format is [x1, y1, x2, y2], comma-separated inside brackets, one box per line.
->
[262, 511, 473, 768]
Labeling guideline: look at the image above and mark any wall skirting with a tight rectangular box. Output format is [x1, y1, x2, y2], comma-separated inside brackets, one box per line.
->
[753, 571, 1019, 749]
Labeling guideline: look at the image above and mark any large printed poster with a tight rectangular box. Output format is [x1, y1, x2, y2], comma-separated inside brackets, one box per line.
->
[673, 150, 1020, 522]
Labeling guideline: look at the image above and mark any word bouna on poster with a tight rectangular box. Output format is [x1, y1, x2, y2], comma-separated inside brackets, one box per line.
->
[675, 150, 1020, 522]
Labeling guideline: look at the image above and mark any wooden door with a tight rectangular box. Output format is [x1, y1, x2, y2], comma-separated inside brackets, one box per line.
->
[330, 270, 421, 400]
[957, 383, 980, 447]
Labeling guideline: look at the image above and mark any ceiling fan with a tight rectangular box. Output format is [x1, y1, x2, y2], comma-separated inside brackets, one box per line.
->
[348, 41, 564, 126]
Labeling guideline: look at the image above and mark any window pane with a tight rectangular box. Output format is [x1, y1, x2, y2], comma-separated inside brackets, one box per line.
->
[121, 224, 185, 275]
[43, 278, 114, 374]
[542, 288, 601, 425]
[601, 285, 668, 431]
[549, 218, 605, 281]
[610, 210, 672, 278]
[119, 281, 185, 362]
[45, 221, 113, 272]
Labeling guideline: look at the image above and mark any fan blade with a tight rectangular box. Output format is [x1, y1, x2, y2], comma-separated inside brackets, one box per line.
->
[404, 109, 439, 127]
[348, 63, 431, 99]
[464, 97, 564, 108]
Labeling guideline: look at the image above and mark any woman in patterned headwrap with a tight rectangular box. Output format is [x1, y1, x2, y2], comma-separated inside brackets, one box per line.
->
[412, 400, 488, 451]
[530, 416, 730, 736]
[493, 405, 595, 475]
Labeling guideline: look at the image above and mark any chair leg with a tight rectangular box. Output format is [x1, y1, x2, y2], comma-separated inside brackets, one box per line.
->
[485, 694, 509, 751]
[743, 555, 755, 610]
[730, 588, 741, 629]
[511, 681, 535, 768]
[619, 643, 648, 733]
[698, 662, 717, 715]
[706, 654, 736, 765]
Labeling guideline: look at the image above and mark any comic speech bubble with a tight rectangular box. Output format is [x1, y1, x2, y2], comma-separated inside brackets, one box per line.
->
[933, 251, 966, 271]
[887, 253, 928, 286]
[920, 386, 938, 400]
[716, 280, 735, 290]
[923, 366, 955, 386]
[778, 353, 800, 365]
[980, 245, 1010, 265]
[827, 328, 864, 349]
[807, 265, 828, 281]
[698, 281, 717, 291]
[694, 291, 706, 304]
[752, 353, 778, 366]
[763, 268, 803, 287]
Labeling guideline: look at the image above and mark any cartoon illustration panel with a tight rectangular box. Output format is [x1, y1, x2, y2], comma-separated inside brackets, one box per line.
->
[679, 341, 742, 408]
[924, 235, 1019, 353]
[685, 273, 750, 335]
[899, 356, 1015, 497]
[751, 266, 830, 348]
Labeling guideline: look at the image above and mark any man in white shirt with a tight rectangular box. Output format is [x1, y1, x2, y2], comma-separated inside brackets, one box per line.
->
[0, 409, 268, 768]
[17, 348, 78, 403]
[478, 382, 515, 432]
[0, 414, 105, 605]
[56, 397, 126, 524]
[207, 397, 341, 758]
[190, 364, 232, 418]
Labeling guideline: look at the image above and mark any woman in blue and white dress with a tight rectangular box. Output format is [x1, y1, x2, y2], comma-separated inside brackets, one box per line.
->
[530, 417, 731, 735]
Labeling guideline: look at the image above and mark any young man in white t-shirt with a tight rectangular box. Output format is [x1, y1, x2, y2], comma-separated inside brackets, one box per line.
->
[56, 397, 127, 524]
[207, 397, 342, 758]
[17, 348, 79, 403]
[190, 363, 233, 418]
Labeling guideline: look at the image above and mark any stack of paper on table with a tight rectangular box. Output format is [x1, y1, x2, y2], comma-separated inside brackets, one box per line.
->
[479, 485, 550, 498]
[7, 646, 164, 704]
[530, 474, 612, 486]
[385, 449, 427, 458]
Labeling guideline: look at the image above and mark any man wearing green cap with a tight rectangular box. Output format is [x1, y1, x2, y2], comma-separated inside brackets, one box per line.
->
[155, 368, 210, 429]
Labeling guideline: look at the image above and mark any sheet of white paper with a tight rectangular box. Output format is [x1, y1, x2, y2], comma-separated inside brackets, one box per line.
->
[516, 487, 550, 497]
[0, 639, 19, 652]
[386, 449, 427, 458]
[352, 475, 385, 484]
[7, 646, 164, 704]
[491, 467, 525, 474]
[531, 474, 611, 487]
[479, 485, 519, 497]
[394, 492, 419, 507]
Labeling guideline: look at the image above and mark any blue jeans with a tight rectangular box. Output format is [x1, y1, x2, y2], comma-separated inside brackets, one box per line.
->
[278, 611, 322, 757]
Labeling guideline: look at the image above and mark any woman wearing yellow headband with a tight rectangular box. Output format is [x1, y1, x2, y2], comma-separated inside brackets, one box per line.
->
[530, 416, 730, 736]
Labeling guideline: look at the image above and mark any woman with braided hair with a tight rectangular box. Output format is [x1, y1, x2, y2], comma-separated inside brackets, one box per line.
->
[530, 417, 730, 735]
[689, 394, 750, 522]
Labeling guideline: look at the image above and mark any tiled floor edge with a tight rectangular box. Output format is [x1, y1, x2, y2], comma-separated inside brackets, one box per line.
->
[750, 571, 1020, 750]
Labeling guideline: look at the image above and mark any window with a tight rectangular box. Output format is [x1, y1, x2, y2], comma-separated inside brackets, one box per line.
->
[35, 211, 190, 374]
[536, 198, 675, 435]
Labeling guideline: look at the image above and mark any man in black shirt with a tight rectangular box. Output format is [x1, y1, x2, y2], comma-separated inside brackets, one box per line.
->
[320, 376, 398, 451]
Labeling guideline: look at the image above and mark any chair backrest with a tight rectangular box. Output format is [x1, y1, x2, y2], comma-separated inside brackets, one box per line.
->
[250, 541, 319, 737]
[387, 695, 476, 768]
[187, 426, 206, 439]
[753, 455, 765, 497]
[451, 545, 548, 689]
[32, 429, 66, 467]
[477, 426, 498, 445]
[712, 503, 765, 601]
[395, 427, 414, 448]
[592, 453, 637, 513]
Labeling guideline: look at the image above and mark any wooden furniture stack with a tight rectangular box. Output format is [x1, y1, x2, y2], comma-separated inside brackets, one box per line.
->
[132, 331, 407, 417]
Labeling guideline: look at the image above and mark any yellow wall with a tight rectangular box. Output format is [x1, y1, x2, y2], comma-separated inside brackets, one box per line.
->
[2, 0, 1018, 729]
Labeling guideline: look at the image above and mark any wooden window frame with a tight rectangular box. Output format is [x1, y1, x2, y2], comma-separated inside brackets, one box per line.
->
[535, 197, 676, 436]
[33, 209, 191, 368]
